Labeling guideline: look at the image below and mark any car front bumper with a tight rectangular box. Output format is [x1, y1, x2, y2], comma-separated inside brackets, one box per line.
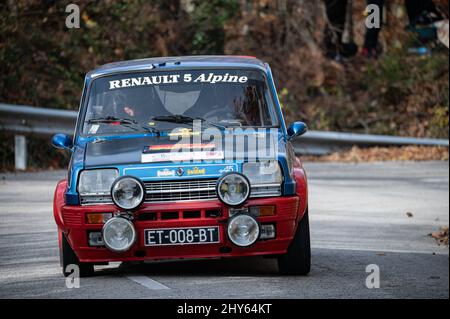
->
[57, 196, 303, 263]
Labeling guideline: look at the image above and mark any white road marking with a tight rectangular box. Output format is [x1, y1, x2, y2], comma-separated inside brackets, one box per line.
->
[126, 275, 170, 290]
[313, 245, 449, 255]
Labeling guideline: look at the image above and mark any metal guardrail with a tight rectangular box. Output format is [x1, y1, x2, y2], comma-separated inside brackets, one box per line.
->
[297, 130, 449, 155]
[0, 103, 77, 136]
[1, 103, 449, 169]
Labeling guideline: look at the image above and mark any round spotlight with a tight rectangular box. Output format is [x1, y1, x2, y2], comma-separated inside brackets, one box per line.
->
[216, 173, 250, 207]
[111, 176, 145, 210]
[227, 214, 260, 247]
[102, 217, 136, 252]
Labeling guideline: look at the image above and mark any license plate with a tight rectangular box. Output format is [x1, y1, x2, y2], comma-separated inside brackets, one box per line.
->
[144, 226, 220, 246]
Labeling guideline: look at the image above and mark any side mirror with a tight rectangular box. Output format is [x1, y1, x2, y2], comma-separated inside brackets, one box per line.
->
[287, 121, 308, 140]
[51, 134, 73, 151]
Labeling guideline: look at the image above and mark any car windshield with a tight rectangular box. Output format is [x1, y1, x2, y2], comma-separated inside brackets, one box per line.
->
[82, 69, 278, 135]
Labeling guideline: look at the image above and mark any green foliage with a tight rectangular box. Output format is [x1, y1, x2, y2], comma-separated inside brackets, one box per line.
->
[430, 105, 449, 138]
[278, 88, 289, 110]
[366, 50, 449, 103]
[363, 50, 449, 137]
[190, 0, 238, 54]
[300, 49, 449, 138]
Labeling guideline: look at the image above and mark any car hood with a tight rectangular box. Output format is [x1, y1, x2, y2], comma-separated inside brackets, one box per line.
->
[84, 132, 284, 167]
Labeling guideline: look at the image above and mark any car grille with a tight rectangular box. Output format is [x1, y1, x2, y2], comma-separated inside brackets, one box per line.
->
[80, 194, 113, 205]
[79, 179, 282, 205]
[144, 179, 218, 203]
[250, 184, 282, 197]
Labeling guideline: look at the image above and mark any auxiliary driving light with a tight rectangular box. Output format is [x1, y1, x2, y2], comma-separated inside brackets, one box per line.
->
[111, 176, 145, 210]
[227, 214, 260, 247]
[260, 224, 276, 240]
[216, 173, 250, 207]
[102, 217, 136, 252]
[88, 231, 104, 246]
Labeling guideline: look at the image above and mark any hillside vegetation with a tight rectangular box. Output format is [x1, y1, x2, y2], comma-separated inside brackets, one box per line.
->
[0, 0, 448, 170]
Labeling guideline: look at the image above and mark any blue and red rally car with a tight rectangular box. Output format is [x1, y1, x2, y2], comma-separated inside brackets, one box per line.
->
[52, 56, 310, 277]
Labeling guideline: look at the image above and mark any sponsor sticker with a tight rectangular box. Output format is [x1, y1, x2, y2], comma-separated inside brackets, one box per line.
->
[186, 167, 206, 176]
[142, 151, 224, 163]
[219, 165, 235, 174]
[156, 168, 176, 177]
[122, 163, 238, 179]
[88, 124, 99, 134]
[143, 143, 215, 153]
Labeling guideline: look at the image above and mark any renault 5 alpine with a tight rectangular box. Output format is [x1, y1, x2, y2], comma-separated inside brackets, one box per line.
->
[52, 55, 310, 277]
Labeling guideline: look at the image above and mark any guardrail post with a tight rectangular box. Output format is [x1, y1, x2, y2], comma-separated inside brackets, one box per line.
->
[14, 135, 27, 170]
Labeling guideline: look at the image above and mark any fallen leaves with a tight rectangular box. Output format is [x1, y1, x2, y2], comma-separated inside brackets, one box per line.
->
[429, 227, 449, 246]
[303, 146, 449, 163]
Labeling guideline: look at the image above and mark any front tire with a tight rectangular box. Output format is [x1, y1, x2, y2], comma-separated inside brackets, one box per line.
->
[277, 209, 311, 275]
[61, 233, 94, 277]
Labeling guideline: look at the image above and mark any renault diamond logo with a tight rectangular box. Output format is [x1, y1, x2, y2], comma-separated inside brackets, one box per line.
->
[176, 167, 184, 176]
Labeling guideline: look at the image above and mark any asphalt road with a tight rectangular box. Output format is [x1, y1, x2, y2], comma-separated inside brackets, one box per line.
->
[0, 161, 448, 299]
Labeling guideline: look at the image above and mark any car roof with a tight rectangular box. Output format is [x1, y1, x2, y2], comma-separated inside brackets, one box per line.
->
[87, 55, 267, 79]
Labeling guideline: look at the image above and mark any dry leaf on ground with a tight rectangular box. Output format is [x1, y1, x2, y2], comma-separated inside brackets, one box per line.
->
[303, 146, 449, 163]
[429, 227, 449, 246]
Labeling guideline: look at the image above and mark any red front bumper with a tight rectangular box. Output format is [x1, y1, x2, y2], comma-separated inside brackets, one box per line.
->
[54, 183, 305, 263]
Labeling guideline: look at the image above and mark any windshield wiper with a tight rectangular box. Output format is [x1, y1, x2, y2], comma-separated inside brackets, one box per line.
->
[87, 116, 137, 124]
[87, 117, 160, 135]
[150, 115, 226, 130]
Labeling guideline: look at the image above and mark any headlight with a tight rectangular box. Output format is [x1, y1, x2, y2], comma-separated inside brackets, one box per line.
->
[243, 161, 283, 197]
[242, 161, 282, 185]
[111, 176, 145, 210]
[78, 169, 118, 195]
[216, 173, 250, 207]
[102, 217, 136, 252]
[227, 214, 260, 247]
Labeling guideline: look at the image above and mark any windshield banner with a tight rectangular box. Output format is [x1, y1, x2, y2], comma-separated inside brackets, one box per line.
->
[109, 72, 249, 90]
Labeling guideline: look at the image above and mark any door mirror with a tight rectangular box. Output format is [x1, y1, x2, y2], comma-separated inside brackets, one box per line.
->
[287, 121, 308, 140]
[51, 134, 73, 151]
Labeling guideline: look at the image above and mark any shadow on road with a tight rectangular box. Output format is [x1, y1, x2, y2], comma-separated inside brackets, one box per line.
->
[95, 256, 280, 277]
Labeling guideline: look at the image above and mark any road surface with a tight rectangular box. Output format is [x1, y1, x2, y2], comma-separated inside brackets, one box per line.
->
[0, 161, 448, 298]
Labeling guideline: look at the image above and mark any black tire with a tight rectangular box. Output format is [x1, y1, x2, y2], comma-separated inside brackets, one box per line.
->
[277, 209, 311, 275]
[61, 233, 94, 277]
